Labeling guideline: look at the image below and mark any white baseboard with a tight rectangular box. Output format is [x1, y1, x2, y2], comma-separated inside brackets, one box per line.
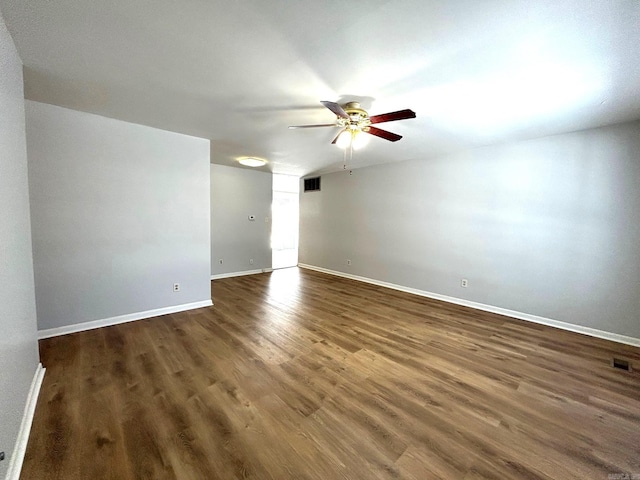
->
[37, 300, 213, 339]
[298, 263, 640, 348]
[5, 362, 46, 480]
[211, 269, 270, 280]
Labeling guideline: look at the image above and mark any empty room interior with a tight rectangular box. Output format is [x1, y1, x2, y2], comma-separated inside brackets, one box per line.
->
[1, 1, 640, 479]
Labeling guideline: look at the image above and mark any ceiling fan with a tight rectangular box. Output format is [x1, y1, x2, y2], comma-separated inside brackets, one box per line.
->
[289, 101, 416, 149]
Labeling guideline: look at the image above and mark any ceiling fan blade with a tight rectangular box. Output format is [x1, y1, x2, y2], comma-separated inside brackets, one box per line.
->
[288, 124, 337, 129]
[331, 129, 346, 144]
[321, 100, 349, 119]
[369, 109, 416, 124]
[365, 126, 403, 142]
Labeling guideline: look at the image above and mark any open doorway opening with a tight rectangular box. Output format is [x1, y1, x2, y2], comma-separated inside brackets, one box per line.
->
[272, 174, 299, 269]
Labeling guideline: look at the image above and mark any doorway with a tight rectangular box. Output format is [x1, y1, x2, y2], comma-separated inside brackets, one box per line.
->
[272, 174, 299, 269]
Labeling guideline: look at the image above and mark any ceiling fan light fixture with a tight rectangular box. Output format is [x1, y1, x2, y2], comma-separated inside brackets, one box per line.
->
[238, 157, 267, 167]
[335, 130, 353, 149]
[292, 100, 416, 149]
[352, 130, 369, 150]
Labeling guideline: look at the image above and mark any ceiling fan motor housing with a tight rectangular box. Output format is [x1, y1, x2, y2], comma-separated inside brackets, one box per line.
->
[338, 102, 371, 130]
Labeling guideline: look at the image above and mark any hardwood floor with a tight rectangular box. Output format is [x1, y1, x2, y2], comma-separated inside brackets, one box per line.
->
[21, 267, 640, 479]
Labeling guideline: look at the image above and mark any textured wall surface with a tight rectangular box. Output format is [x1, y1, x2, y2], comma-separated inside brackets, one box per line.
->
[0, 11, 40, 478]
[210, 164, 272, 276]
[300, 121, 640, 339]
[26, 101, 211, 331]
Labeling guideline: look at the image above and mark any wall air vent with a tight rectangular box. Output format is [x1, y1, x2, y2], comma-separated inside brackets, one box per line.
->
[304, 176, 321, 192]
[612, 358, 631, 371]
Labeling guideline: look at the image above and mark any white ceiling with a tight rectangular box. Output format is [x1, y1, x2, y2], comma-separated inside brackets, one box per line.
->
[2, 0, 639, 176]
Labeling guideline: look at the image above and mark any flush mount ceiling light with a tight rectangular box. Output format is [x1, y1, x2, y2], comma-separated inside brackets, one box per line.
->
[238, 157, 267, 167]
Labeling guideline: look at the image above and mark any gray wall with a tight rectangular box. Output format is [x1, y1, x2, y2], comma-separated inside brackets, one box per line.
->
[0, 12, 40, 477]
[300, 122, 640, 339]
[26, 101, 211, 331]
[210, 164, 272, 276]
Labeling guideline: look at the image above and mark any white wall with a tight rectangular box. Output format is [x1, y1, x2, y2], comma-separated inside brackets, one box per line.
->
[26, 101, 211, 332]
[0, 11, 40, 478]
[300, 121, 640, 340]
[210, 164, 272, 276]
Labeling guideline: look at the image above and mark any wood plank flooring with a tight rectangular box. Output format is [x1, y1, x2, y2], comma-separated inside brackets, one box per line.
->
[21, 267, 640, 479]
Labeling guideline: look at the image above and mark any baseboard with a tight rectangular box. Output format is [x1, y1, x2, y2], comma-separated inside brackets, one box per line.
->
[211, 269, 269, 280]
[37, 299, 213, 339]
[298, 263, 640, 348]
[5, 362, 45, 480]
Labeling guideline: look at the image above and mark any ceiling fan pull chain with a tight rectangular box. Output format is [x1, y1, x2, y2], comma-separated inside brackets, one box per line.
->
[349, 140, 354, 166]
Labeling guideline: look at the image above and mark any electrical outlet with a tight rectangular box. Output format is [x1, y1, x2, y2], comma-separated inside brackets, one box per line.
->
[219, 259, 223, 265]
[347, 259, 352, 266]
[250, 258, 254, 265]
[173, 283, 180, 292]
[461, 279, 468, 288]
